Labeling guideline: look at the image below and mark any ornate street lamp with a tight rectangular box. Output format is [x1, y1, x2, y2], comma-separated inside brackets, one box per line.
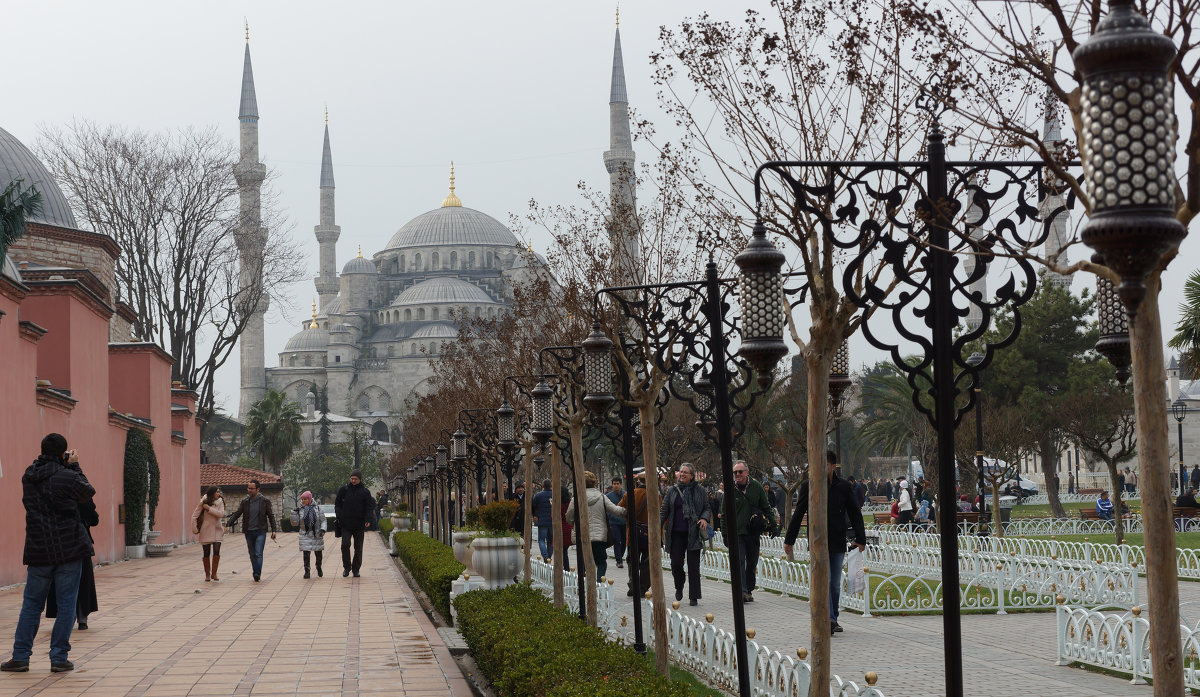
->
[530, 378, 555, 445]
[496, 401, 517, 451]
[735, 218, 788, 385]
[1073, 0, 1185, 314]
[1093, 254, 1131, 385]
[582, 322, 616, 415]
[692, 371, 716, 434]
[451, 428, 468, 464]
[1174, 399, 1188, 481]
[828, 341, 852, 465]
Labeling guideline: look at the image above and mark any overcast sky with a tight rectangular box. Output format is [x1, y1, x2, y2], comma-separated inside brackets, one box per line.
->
[4, 1, 1195, 415]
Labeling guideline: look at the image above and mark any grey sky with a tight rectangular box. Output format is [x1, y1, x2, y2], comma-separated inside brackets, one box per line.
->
[4, 1, 1194, 415]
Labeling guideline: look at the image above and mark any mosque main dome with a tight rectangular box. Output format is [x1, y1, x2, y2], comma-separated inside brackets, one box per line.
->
[0, 126, 78, 229]
[384, 205, 519, 251]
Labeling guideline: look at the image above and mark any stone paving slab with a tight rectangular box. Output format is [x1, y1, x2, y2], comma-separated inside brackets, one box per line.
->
[0, 533, 470, 697]
[626, 565, 1159, 697]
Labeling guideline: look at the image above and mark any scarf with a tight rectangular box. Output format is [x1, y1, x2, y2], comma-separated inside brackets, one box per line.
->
[301, 503, 321, 534]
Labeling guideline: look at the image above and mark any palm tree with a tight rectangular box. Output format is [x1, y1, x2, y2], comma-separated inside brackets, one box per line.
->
[244, 390, 304, 474]
[854, 362, 939, 499]
[1170, 269, 1200, 377]
[0, 179, 42, 262]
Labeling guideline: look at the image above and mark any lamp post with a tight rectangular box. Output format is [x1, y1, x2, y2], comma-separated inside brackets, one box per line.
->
[495, 400, 518, 494]
[1174, 399, 1188, 480]
[828, 341, 852, 466]
[967, 352, 987, 535]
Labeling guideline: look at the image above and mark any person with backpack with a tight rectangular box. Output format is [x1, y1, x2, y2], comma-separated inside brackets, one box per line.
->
[721, 461, 777, 603]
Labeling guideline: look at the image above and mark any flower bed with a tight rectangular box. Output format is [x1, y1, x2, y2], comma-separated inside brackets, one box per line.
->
[392, 531, 464, 622]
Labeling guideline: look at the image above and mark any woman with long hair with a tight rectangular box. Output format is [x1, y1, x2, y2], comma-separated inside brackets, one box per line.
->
[193, 486, 226, 581]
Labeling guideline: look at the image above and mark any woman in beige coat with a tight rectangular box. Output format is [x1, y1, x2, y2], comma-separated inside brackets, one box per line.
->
[193, 487, 226, 581]
[565, 471, 625, 581]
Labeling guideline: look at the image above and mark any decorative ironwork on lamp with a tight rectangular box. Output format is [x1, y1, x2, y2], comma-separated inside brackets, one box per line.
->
[828, 340, 852, 417]
[530, 378, 554, 445]
[582, 322, 616, 416]
[451, 428, 467, 463]
[1093, 255, 1131, 385]
[735, 218, 788, 384]
[496, 401, 516, 452]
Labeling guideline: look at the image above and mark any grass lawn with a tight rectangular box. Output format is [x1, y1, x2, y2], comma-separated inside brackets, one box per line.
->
[1017, 531, 1200, 550]
[1008, 500, 1134, 518]
[643, 651, 727, 697]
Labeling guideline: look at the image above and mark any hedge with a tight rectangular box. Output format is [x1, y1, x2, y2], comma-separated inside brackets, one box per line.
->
[392, 531, 463, 622]
[453, 584, 694, 697]
[378, 516, 394, 537]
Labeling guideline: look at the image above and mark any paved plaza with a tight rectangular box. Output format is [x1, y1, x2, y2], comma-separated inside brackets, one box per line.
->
[0, 534, 470, 697]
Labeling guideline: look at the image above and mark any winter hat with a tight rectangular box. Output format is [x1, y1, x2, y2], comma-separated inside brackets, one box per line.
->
[351, 470, 363, 480]
[301, 491, 313, 500]
[900, 481, 910, 489]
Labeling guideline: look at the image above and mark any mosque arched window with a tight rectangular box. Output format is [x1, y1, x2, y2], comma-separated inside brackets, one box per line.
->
[486, 251, 493, 268]
[304, 355, 312, 366]
[432, 252, 440, 268]
[487, 307, 495, 319]
[430, 342, 437, 355]
[371, 420, 389, 442]
[399, 255, 405, 271]
[432, 308, 439, 321]
[387, 345, 394, 357]
[468, 252, 476, 269]
[404, 309, 412, 321]
[391, 427, 402, 444]
[418, 308, 426, 320]
[289, 356, 296, 367]
[414, 253, 422, 271]
[450, 251, 458, 268]
[357, 394, 370, 411]
[474, 307, 481, 318]
[323, 322, 328, 329]
[379, 393, 391, 411]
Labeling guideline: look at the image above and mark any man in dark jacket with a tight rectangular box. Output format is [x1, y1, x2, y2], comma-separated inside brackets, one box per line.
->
[510, 482, 526, 533]
[785, 451, 867, 635]
[722, 461, 777, 603]
[660, 464, 712, 605]
[531, 480, 555, 561]
[3, 434, 96, 674]
[226, 479, 277, 582]
[335, 471, 376, 577]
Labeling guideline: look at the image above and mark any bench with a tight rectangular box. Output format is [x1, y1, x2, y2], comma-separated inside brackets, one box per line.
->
[872, 512, 894, 526]
[1173, 506, 1200, 519]
[868, 496, 889, 505]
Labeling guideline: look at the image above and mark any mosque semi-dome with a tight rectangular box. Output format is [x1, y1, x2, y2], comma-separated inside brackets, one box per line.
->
[410, 323, 458, 339]
[0, 126, 78, 229]
[384, 206, 519, 250]
[391, 277, 499, 306]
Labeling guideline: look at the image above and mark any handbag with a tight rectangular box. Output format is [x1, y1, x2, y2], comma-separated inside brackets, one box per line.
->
[737, 486, 767, 534]
[845, 547, 866, 594]
[634, 493, 649, 538]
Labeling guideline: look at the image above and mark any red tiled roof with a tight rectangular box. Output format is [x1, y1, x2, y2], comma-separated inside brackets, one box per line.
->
[201, 462, 282, 487]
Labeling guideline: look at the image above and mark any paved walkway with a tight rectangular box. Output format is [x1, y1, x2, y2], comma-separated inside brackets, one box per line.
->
[636, 563, 1174, 697]
[0, 533, 470, 697]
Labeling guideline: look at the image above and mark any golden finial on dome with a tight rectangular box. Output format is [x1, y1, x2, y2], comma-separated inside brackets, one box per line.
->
[245, 19, 250, 42]
[356, 245, 363, 258]
[309, 299, 318, 329]
[324, 105, 328, 125]
[616, 5, 620, 28]
[442, 161, 463, 207]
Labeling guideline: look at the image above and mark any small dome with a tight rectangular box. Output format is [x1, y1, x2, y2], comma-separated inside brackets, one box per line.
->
[384, 206, 519, 250]
[392, 277, 498, 306]
[0, 126, 78, 229]
[321, 296, 343, 315]
[411, 323, 458, 339]
[284, 326, 330, 352]
[342, 256, 377, 274]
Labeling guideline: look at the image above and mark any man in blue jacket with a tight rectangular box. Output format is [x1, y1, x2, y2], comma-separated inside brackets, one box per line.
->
[531, 480, 555, 561]
[3, 434, 96, 674]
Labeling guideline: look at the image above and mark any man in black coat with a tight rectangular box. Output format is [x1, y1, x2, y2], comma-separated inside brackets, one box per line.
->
[3, 434, 95, 674]
[784, 451, 866, 636]
[335, 470, 376, 577]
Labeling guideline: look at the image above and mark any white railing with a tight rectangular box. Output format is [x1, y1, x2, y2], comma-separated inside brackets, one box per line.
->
[1054, 603, 1200, 688]
[1018, 493, 1141, 505]
[529, 558, 889, 697]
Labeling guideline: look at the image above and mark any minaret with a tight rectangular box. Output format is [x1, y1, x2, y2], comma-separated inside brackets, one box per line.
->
[315, 108, 340, 311]
[1039, 89, 1071, 290]
[963, 182, 988, 332]
[236, 23, 269, 417]
[604, 9, 639, 285]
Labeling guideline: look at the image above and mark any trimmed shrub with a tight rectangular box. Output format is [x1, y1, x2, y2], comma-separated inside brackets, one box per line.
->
[453, 584, 693, 697]
[476, 500, 519, 536]
[378, 516, 394, 537]
[393, 531, 463, 622]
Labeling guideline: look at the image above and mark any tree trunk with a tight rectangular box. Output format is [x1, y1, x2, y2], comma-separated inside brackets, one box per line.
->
[1129, 281, 1182, 697]
[1105, 459, 1126, 545]
[639, 401, 669, 677]
[551, 442, 565, 608]
[569, 419, 599, 627]
[522, 446, 536, 583]
[991, 481, 1004, 538]
[1039, 437, 1068, 518]
[805, 353, 832, 697]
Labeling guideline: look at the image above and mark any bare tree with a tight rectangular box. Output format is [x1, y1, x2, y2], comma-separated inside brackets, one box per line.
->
[37, 120, 303, 421]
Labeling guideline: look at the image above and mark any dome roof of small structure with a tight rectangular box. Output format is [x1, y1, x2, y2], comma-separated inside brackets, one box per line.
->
[391, 277, 498, 306]
[341, 255, 377, 274]
[321, 297, 343, 315]
[384, 206, 519, 250]
[283, 326, 330, 352]
[410, 323, 458, 339]
[0, 126, 78, 229]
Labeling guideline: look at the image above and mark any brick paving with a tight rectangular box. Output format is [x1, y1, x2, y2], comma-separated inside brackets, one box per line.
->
[0, 533, 470, 697]
[641, 564, 1179, 697]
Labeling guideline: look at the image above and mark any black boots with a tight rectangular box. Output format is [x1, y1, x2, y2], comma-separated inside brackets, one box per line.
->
[303, 551, 323, 578]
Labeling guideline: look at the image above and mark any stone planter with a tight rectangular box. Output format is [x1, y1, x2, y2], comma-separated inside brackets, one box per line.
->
[395, 516, 412, 532]
[146, 530, 162, 542]
[470, 536, 521, 590]
[146, 543, 174, 557]
[453, 531, 479, 573]
[126, 544, 147, 559]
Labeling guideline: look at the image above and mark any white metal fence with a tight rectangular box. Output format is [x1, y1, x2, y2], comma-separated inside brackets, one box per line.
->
[529, 558, 890, 697]
[1054, 603, 1200, 688]
[1017, 493, 1141, 505]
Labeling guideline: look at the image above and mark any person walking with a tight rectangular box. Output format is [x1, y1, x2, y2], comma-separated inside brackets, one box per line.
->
[296, 491, 326, 578]
[618, 473, 651, 598]
[531, 480, 555, 561]
[565, 471, 625, 581]
[192, 486, 226, 582]
[660, 463, 711, 606]
[47, 497, 99, 631]
[3, 434, 95, 673]
[510, 482, 526, 533]
[335, 471, 376, 578]
[722, 460, 777, 603]
[559, 486, 574, 572]
[225, 479, 277, 582]
[785, 451, 867, 635]
[606, 477, 627, 569]
[896, 479, 915, 527]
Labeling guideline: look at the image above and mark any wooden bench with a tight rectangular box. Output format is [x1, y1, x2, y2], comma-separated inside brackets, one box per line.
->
[872, 512, 894, 526]
[868, 496, 889, 505]
[1080, 508, 1102, 521]
[1077, 488, 1104, 497]
[1173, 506, 1200, 519]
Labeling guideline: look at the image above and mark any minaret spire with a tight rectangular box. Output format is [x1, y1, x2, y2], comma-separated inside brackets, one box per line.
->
[315, 111, 341, 311]
[1039, 85, 1071, 290]
[236, 26, 269, 417]
[604, 15, 639, 285]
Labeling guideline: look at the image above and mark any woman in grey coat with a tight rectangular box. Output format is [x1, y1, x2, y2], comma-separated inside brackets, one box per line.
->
[296, 491, 326, 578]
[660, 463, 712, 605]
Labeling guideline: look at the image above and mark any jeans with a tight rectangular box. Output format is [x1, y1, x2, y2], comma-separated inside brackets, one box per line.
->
[244, 531, 266, 577]
[626, 532, 650, 597]
[590, 541, 609, 580]
[609, 523, 626, 563]
[737, 534, 761, 593]
[12, 560, 82, 663]
[537, 526, 553, 560]
[829, 551, 846, 622]
[669, 531, 701, 600]
[341, 528, 365, 573]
